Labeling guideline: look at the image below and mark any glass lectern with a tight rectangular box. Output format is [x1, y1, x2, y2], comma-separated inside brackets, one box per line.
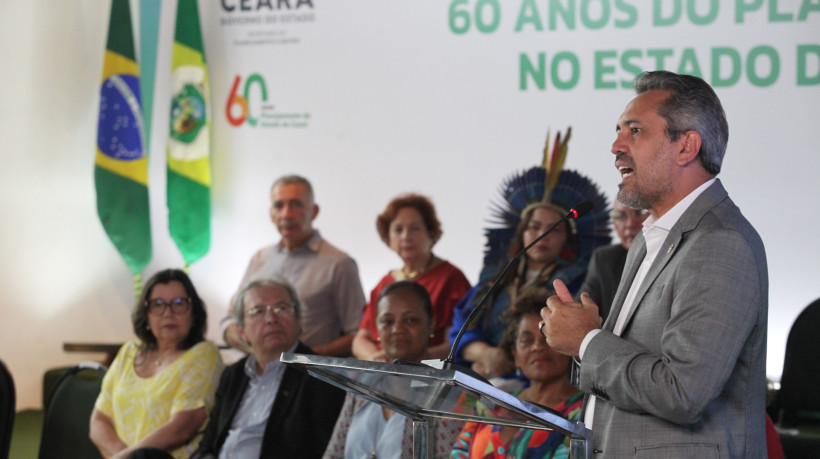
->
[281, 353, 592, 459]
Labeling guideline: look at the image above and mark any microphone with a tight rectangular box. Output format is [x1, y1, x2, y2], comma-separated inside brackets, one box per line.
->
[442, 200, 594, 370]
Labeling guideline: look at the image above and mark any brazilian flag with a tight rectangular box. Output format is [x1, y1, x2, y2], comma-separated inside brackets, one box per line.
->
[95, 0, 152, 278]
[167, 0, 211, 267]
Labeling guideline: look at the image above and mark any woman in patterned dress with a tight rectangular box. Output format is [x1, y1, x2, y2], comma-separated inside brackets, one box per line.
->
[451, 288, 582, 459]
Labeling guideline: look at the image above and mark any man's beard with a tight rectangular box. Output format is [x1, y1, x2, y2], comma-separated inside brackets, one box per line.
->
[616, 180, 668, 212]
[615, 150, 672, 212]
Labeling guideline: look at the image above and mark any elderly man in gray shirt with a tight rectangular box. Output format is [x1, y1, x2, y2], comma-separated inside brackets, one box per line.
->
[221, 175, 366, 357]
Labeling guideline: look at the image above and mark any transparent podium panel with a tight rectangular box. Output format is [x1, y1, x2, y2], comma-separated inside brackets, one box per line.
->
[281, 353, 592, 459]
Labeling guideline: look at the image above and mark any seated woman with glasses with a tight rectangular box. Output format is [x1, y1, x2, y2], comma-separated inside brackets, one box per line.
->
[90, 269, 224, 459]
[451, 288, 582, 459]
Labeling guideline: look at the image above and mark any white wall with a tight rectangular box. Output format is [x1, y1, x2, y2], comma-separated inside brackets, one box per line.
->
[1, 0, 818, 410]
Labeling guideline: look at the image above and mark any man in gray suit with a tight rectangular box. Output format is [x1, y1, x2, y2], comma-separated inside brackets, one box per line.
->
[541, 70, 768, 457]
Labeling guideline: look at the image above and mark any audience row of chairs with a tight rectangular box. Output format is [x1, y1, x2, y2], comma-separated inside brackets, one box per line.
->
[1, 360, 105, 459]
[0, 297, 818, 458]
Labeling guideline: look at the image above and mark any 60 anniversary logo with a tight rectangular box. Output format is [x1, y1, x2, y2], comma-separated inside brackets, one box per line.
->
[225, 73, 310, 128]
[225, 73, 267, 126]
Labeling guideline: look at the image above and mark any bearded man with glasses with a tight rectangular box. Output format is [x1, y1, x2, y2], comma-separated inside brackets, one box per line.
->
[192, 278, 345, 459]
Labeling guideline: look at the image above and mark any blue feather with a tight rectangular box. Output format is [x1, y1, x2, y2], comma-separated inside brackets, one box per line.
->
[481, 167, 611, 281]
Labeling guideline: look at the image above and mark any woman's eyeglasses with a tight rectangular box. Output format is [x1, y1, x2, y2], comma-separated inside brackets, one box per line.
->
[145, 297, 192, 315]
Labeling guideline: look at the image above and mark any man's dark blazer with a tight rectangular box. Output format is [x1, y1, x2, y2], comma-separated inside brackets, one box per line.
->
[576, 243, 628, 322]
[192, 342, 346, 459]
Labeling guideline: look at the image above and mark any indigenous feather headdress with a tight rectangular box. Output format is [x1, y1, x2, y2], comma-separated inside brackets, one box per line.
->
[479, 128, 612, 284]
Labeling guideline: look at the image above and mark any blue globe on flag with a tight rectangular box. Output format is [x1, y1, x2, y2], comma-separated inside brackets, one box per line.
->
[97, 74, 145, 161]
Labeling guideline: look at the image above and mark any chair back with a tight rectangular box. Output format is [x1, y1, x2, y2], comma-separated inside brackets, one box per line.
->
[778, 298, 820, 425]
[0, 360, 15, 459]
[38, 362, 106, 459]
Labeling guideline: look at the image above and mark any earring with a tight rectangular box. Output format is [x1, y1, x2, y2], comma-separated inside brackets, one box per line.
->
[515, 367, 523, 378]
[429, 332, 434, 338]
[146, 324, 151, 330]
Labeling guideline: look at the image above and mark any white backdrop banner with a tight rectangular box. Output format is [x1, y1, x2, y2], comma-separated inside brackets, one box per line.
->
[159, 0, 818, 379]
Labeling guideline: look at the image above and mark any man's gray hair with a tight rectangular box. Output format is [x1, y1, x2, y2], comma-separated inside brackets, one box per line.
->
[271, 174, 314, 202]
[633, 71, 728, 175]
[233, 278, 301, 326]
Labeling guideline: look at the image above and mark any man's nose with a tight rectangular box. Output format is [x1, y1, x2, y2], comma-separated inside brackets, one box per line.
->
[611, 132, 626, 155]
[263, 308, 278, 323]
[280, 203, 295, 218]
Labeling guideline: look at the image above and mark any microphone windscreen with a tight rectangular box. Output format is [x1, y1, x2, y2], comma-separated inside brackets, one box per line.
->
[572, 200, 594, 218]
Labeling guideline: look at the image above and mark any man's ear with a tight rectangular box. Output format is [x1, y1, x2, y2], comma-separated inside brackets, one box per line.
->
[311, 203, 320, 221]
[676, 130, 702, 166]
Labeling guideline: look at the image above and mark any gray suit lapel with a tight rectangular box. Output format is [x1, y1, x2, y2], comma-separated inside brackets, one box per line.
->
[603, 234, 646, 332]
[620, 231, 681, 328]
[614, 180, 730, 331]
